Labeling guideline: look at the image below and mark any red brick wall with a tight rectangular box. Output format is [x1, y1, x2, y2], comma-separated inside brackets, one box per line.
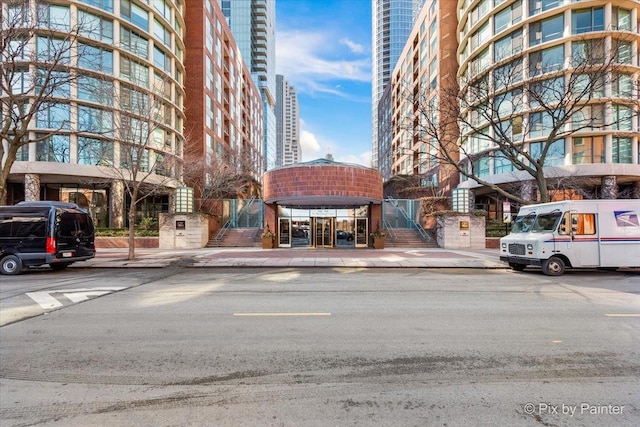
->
[263, 164, 383, 201]
[95, 237, 159, 248]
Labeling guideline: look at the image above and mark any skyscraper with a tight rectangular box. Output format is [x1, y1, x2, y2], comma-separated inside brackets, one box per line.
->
[276, 75, 301, 167]
[371, 0, 426, 169]
[222, 0, 277, 171]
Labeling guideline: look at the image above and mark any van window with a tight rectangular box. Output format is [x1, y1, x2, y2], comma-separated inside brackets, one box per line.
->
[0, 214, 47, 238]
[531, 212, 562, 232]
[58, 212, 93, 237]
[559, 212, 596, 235]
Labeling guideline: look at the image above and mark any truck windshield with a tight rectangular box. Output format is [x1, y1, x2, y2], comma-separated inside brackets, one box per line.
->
[511, 213, 536, 233]
[531, 212, 562, 232]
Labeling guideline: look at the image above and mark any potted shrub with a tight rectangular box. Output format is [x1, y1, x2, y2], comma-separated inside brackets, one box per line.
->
[371, 224, 386, 249]
[261, 225, 276, 249]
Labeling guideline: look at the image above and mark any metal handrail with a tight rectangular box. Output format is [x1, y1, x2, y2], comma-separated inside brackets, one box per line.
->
[213, 196, 257, 242]
[382, 219, 397, 241]
[385, 196, 435, 244]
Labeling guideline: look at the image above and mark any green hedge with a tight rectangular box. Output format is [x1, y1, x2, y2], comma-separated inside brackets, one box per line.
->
[95, 228, 159, 237]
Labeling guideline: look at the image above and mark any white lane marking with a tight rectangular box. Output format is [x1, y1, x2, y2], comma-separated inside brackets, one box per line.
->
[233, 312, 331, 317]
[26, 287, 127, 310]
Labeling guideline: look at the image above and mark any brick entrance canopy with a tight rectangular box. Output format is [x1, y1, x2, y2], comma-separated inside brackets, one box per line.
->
[263, 158, 383, 207]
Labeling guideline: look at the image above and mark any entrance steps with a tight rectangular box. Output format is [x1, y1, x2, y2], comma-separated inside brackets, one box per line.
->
[206, 227, 439, 248]
[206, 227, 261, 248]
[386, 228, 439, 248]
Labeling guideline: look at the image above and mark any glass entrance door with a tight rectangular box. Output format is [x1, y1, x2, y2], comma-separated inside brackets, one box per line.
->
[355, 218, 368, 248]
[314, 217, 333, 248]
[278, 218, 291, 248]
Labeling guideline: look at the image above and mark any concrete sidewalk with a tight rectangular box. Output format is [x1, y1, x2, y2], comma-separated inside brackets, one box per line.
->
[72, 247, 508, 269]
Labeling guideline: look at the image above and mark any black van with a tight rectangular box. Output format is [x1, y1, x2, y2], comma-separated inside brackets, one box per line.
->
[0, 201, 96, 275]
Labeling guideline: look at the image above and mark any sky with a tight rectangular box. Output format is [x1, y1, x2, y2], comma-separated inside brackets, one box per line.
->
[275, 0, 373, 166]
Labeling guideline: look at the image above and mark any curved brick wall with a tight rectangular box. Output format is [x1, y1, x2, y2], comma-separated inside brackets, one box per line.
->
[263, 162, 383, 204]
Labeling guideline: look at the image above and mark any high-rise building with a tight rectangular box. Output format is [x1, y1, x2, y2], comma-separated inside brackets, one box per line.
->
[371, 0, 426, 169]
[183, 1, 264, 202]
[221, 0, 277, 171]
[456, 0, 640, 205]
[275, 75, 301, 167]
[383, 0, 640, 212]
[3, 0, 186, 227]
[381, 0, 459, 195]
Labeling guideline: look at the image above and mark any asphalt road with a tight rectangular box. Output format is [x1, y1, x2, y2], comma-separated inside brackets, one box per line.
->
[1, 267, 639, 426]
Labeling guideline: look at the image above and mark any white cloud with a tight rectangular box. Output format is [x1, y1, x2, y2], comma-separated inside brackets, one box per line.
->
[340, 38, 364, 54]
[335, 151, 372, 168]
[276, 30, 370, 97]
[300, 129, 322, 161]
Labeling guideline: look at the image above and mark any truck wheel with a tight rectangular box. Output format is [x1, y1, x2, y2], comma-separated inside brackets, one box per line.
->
[1, 255, 23, 275]
[542, 256, 565, 276]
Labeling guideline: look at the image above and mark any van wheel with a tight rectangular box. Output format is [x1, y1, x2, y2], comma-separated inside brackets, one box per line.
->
[542, 256, 565, 276]
[509, 263, 526, 272]
[50, 263, 70, 271]
[1, 255, 23, 275]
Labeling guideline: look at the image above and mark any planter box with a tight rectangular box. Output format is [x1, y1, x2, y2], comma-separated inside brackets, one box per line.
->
[372, 237, 385, 249]
[262, 238, 275, 249]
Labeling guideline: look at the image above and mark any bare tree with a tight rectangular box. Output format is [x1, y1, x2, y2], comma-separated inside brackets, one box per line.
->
[183, 143, 261, 218]
[100, 72, 182, 260]
[0, 1, 85, 204]
[400, 35, 638, 205]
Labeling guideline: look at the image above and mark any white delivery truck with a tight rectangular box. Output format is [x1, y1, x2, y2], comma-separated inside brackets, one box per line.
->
[500, 200, 640, 276]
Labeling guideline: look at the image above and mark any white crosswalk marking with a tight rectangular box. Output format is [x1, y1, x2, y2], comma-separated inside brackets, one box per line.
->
[26, 287, 127, 309]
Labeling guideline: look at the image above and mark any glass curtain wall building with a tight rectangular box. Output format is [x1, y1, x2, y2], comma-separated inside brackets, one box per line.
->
[372, 0, 426, 169]
[221, 0, 277, 171]
[3, 0, 186, 228]
[456, 0, 640, 205]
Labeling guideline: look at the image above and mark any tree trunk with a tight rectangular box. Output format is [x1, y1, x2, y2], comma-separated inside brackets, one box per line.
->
[128, 207, 136, 261]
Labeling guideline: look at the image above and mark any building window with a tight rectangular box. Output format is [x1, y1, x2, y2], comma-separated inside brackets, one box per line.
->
[493, 152, 514, 174]
[529, 111, 555, 139]
[612, 7, 631, 31]
[530, 139, 565, 166]
[78, 75, 113, 104]
[78, 137, 113, 165]
[120, 57, 149, 87]
[494, 30, 523, 62]
[153, 19, 171, 47]
[79, 0, 114, 13]
[78, 43, 113, 74]
[78, 105, 113, 136]
[36, 37, 70, 64]
[612, 73, 633, 98]
[612, 105, 633, 131]
[78, 10, 114, 43]
[36, 103, 70, 129]
[571, 39, 604, 66]
[37, 4, 70, 31]
[36, 135, 70, 163]
[612, 137, 632, 163]
[572, 104, 604, 131]
[121, 0, 149, 31]
[153, 0, 171, 21]
[529, 44, 564, 77]
[120, 27, 149, 59]
[494, 1, 522, 34]
[528, 0, 560, 17]
[473, 155, 490, 176]
[154, 46, 171, 73]
[529, 14, 563, 47]
[613, 39, 632, 64]
[572, 7, 604, 34]
[572, 136, 604, 164]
